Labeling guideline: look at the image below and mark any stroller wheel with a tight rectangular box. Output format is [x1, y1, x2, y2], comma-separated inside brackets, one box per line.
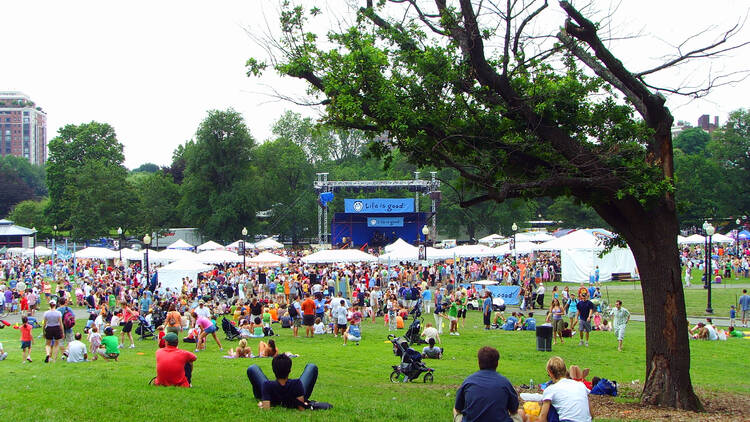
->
[423, 372, 434, 383]
[390, 370, 405, 383]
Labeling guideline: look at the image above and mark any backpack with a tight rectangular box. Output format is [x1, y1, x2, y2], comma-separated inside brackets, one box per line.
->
[590, 378, 618, 396]
[63, 308, 76, 329]
[288, 304, 299, 318]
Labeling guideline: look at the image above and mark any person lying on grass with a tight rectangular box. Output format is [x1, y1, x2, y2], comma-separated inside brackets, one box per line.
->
[247, 354, 320, 410]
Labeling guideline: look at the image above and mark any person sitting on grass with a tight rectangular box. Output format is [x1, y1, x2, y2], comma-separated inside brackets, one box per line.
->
[247, 354, 321, 410]
[258, 339, 278, 357]
[97, 327, 120, 361]
[422, 337, 443, 359]
[454, 346, 521, 422]
[228, 339, 253, 358]
[533, 356, 593, 422]
[66, 332, 88, 363]
[154, 332, 196, 387]
[421, 322, 441, 345]
[342, 321, 361, 346]
[523, 313, 536, 331]
[313, 317, 326, 335]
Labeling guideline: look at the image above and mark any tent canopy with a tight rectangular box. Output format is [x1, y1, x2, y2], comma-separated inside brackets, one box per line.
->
[120, 248, 144, 261]
[384, 238, 416, 253]
[255, 237, 284, 249]
[710, 233, 735, 243]
[23, 246, 53, 257]
[196, 240, 224, 251]
[679, 234, 706, 245]
[194, 250, 243, 264]
[166, 239, 194, 250]
[738, 230, 750, 240]
[156, 259, 213, 293]
[150, 249, 197, 263]
[225, 239, 254, 251]
[478, 234, 506, 245]
[76, 247, 119, 260]
[301, 249, 377, 264]
[248, 251, 289, 267]
[515, 231, 555, 243]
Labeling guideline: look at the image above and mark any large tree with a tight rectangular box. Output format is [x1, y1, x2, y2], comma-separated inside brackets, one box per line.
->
[251, 0, 747, 410]
[178, 109, 258, 242]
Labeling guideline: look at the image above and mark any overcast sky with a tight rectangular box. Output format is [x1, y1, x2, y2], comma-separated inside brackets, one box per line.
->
[2, 0, 748, 168]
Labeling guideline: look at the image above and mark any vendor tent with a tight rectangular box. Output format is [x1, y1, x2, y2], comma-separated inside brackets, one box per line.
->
[491, 241, 538, 255]
[536, 229, 637, 282]
[255, 237, 284, 249]
[120, 248, 144, 261]
[478, 234, 506, 245]
[384, 238, 416, 253]
[194, 250, 243, 264]
[515, 231, 555, 243]
[166, 239, 194, 250]
[150, 249, 197, 264]
[248, 252, 289, 267]
[23, 246, 53, 257]
[710, 233, 735, 243]
[452, 244, 498, 258]
[156, 259, 213, 293]
[738, 230, 750, 240]
[301, 249, 377, 264]
[75, 247, 119, 260]
[196, 240, 224, 252]
[678, 234, 706, 245]
[225, 239, 254, 251]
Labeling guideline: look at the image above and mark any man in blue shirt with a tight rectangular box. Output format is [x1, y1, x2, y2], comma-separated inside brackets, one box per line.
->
[454, 346, 519, 422]
[482, 291, 493, 330]
[739, 289, 750, 327]
[575, 292, 595, 347]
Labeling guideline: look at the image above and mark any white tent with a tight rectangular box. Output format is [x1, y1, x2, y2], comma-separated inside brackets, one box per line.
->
[225, 239, 254, 251]
[194, 250, 244, 264]
[255, 237, 284, 249]
[166, 239, 194, 250]
[677, 235, 688, 244]
[196, 240, 225, 252]
[7, 247, 27, 255]
[23, 246, 53, 257]
[301, 249, 377, 264]
[384, 238, 416, 253]
[150, 249, 197, 264]
[156, 259, 213, 294]
[75, 247, 119, 260]
[452, 244, 498, 258]
[248, 252, 289, 267]
[492, 241, 539, 255]
[710, 233, 735, 243]
[678, 234, 706, 245]
[536, 229, 637, 282]
[120, 248, 144, 261]
[478, 234, 506, 245]
[515, 231, 555, 243]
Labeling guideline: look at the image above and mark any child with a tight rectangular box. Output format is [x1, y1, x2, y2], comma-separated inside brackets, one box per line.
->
[87, 325, 102, 361]
[20, 316, 33, 362]
[387, 298, 397, 331]
[0, 342, 6, 361]
[156, 325, 166, 348]
[730, 305, 736, 327]
[313, 317, 326, 335]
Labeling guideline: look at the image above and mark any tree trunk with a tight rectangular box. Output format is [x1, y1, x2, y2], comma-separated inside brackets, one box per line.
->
[599, 200, 703, 411]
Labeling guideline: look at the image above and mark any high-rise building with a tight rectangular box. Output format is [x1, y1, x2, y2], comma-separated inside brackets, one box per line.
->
[0, 91, 47, 165]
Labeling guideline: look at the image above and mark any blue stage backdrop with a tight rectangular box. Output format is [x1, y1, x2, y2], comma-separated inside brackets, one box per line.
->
[332, 212, 427, 247]
[344, 198, 414, 214]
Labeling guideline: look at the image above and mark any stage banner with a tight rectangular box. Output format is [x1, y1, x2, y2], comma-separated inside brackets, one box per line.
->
[344, 198, 414, 214]
[367, 217, 404, 227]
[462, 284, 520, 305]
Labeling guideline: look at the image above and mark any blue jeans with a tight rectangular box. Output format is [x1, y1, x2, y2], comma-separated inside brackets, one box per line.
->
[247, 363, 318, 401]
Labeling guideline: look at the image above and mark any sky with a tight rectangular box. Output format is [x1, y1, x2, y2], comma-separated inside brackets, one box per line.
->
[2, 0, 748, 169]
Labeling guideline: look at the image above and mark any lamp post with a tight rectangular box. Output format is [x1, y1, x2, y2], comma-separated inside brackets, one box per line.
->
[703, 221, 715, 314]
[736, 218, 742, 257]
[117, 227, 123, 263]
[31, 226, 37, 264]
[143, 234, 151, 290]
[421, 225, 429, 260]
[241, 227, 248, 272]
[53, 225, 57, 262]
[511, 222, 518, 259]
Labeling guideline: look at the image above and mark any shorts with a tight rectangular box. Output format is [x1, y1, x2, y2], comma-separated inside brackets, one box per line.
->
[303, 314, 315, 326]
[552, 319, 564, 332]
[483, 313, 491, 326]
[579, 320, 592, 333]
[293, 318, 302, 327]
[21, 340, 31, 349]
[45, 326, 63, 340]
[64, 328, 74, 344]
[614, 326, 626, 341]
[347, 334, 361, 342]
[458, 309, 467, 318]
[743, 309, 749, 320]
[204, 325, 217, 334]
[567, 310, 577, 319]
[122, 321, 133, 333]
[166, 326, 181, 334]
[448, 316, 457, 322]
[337, 323, 347, 330]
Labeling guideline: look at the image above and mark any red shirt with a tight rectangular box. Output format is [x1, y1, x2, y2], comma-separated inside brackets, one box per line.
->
[20, 323, 33, 342]
[154, 346, 197, 387]
[301, 298, 315, 315]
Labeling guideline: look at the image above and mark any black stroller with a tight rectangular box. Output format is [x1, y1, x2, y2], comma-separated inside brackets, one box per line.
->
[388, 335, 434, 383]
[404, 299, 427, 345]
[221, 317, 241, 341]
[135, 315, 155, 340]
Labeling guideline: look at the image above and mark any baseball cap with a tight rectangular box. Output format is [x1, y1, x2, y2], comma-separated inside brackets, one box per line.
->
[164, 332, 179, 344]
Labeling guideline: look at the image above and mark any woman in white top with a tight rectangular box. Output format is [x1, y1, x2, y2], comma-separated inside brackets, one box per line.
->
[537, 356, 593, 422]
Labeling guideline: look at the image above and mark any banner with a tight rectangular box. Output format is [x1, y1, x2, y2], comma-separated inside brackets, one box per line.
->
[462, 284, 520, 305]
[367, 217, 404, 227]
[344, 198, 414, 214]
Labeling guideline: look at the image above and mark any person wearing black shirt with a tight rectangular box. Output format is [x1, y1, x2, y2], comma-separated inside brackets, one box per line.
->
[247, 354, 318, 410]
[575, 292, 595, 347]
[249, 298, 263, 322]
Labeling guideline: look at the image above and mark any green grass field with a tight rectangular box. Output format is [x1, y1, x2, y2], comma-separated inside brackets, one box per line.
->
[1, 309, 748, 422]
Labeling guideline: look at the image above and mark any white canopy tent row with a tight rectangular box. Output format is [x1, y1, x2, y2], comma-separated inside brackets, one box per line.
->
[225, 239, 254, 251]
[384, 238, 416, 253]
[678, 232, 735, 245]
[248, 252, 290, 267]
[149, 249, 197, 264]
[301, 249, 378, 264]
[194, 250, 244, 264]
[536, 229, 637, 283]
[514, 231, 555, 243]
[156, 259, 213, 294]
[491, 241, 539, 256]
[254, 237, 284, 250]
[21, 246, 54, 257]
[477, 234, 507, 246]
[75, 247, 120, 260]
[196, 240, 225, 252]
[166, 239, 194, 250]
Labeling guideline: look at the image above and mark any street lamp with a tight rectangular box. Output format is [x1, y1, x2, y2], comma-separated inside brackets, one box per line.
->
[736, 218, 742, 257]
[422, 225, 430, 244]
[420, 225, 430, 260]
[511, 222, 518, 259]
[703, 221, 715, 314]
[143, 234, 152, 291]
[117, 227, 123, 263]
[241, 227, 248, 272]
[31, 226, 37, 264]
[53, 225, 57, 262]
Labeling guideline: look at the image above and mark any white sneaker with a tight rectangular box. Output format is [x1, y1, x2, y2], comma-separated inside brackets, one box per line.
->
[454, 332, 460, 336]
[585, 342, 589, 347]
[578, 340, 584, 346]
[129, 345, 135, 349]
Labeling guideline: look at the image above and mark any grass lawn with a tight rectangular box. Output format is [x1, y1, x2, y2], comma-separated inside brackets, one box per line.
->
[1, 310, 748, 422]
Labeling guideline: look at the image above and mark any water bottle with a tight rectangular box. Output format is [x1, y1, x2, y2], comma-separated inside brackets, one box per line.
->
[529, 378, 534, 389]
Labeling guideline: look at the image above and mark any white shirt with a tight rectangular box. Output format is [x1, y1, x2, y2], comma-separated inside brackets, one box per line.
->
[706, 325, 719, 341]
[66, 340, 88, 363]
[542, 378, 591, 422]
[195, 306, 211, 319]
[422, 326, 438, 342]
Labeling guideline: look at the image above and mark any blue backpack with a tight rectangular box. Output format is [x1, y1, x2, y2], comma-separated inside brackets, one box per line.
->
[590, 378, 618, 396]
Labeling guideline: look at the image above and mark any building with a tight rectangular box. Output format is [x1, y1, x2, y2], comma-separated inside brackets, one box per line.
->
[0, 219, 35, 249]
[0, 91, 47, 165]
[697, 114, 719, 133]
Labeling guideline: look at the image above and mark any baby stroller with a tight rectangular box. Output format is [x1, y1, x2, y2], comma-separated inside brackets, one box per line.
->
[388, 335, 434, 383]
[221, 317, 241, 341]
[404, 299, 426, 345]
[135, 315, 155, 340]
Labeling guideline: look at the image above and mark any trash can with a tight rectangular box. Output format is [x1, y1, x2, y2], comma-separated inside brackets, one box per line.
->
[536, 325, 553, 352]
